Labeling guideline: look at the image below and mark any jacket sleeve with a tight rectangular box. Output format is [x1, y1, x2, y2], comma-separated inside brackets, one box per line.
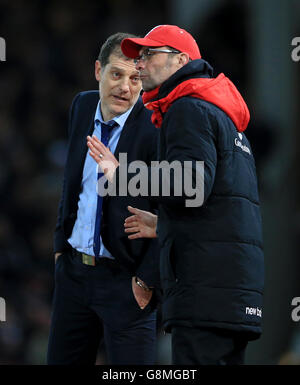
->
[161, 98, 217, 206]
[53, 93, 81, 253]
[135, 238, 160, 288]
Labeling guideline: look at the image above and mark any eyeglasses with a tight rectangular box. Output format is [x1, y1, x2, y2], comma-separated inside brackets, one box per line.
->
[134, 48, 181, 63]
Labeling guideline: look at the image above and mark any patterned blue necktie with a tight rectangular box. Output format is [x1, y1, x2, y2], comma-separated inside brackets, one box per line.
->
[93, 121, 118, 257]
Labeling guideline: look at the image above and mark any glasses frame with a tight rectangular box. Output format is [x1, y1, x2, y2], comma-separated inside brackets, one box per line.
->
[134, 48, 181, 63]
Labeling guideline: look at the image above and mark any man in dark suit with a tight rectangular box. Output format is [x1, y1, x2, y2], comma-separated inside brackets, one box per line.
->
[47, 33, 160, 365]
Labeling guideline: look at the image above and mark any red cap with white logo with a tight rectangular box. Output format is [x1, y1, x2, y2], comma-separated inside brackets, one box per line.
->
[121, 24, 201, 60]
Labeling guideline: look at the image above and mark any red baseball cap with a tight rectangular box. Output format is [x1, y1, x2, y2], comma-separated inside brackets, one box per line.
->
[121, 24, 201, 60]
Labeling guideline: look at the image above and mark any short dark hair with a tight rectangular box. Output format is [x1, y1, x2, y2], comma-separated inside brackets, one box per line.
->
[98, 32, 139, 68]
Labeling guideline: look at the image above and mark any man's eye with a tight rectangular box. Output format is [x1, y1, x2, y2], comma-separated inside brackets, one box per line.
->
[132, 76, 140, 82]
[144, 50, 153, 57]
[112, 72, 120, 78]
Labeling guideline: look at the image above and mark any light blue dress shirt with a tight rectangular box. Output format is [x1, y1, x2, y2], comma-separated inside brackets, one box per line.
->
[68, 100, 134, 258]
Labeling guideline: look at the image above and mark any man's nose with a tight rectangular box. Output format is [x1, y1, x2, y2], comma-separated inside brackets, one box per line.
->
[119, 79, 130, 93]
[135, 60, 145, 71]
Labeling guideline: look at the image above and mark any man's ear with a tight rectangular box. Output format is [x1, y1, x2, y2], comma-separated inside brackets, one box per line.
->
[178, 52, 190, 67]
[95, 60, 102, 82]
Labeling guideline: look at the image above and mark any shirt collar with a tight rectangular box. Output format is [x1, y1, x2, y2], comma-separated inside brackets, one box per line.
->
[94, 100, 135, 129]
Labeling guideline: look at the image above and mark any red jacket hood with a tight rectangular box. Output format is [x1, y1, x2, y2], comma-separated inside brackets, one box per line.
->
[143, 73, 250, 132]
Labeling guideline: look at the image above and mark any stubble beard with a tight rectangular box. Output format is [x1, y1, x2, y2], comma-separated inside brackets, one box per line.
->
[141, 78, 159, 92]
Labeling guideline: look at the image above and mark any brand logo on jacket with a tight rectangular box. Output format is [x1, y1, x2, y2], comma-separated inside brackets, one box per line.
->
[245, 306, 262, 317]
[235, 134, 251, 155]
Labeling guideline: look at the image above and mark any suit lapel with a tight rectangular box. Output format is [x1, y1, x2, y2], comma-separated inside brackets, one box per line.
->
[65, 93, 99, 194]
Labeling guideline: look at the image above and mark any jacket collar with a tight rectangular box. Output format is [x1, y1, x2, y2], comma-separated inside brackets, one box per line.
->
[147, 59, 214, 103]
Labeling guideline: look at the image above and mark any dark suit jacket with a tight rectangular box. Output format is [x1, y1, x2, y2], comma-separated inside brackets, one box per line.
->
[54, 91, 160, 288]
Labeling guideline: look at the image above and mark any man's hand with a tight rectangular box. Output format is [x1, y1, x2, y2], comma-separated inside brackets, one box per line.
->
[54, 252, 62, 263]
[124, 206, 158, 239]
[132, 276, 153, 309]
[87, 135, 119, 182]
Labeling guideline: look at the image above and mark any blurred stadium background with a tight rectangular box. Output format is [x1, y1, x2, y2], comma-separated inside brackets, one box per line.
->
[0, 0, 300, 365]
